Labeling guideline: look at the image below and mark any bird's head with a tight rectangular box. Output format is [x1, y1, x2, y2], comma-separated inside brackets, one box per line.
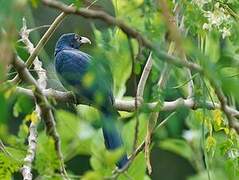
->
[55, 33, 91, 55]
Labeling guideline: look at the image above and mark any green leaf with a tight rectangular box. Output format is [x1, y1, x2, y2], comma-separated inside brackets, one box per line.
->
[119, 152, 146, 180]
[35, 134, 60, 176]
[0, 94, 7, 123]
[93, 28, 132, 97]
[31, 0, 39, 8]
[13, 94, 34, 117]
[122, 113, 148, 152]
[56, 110, 95, 159]
[0, 152, 22, 180]
[205, 135, 216, 153]
[90, 131, 112, 173]
[82, 171, 103, 180]
[159, 139, 193, 162]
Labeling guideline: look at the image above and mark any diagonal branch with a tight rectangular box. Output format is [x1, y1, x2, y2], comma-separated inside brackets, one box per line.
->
[20, 18, 49, 180]
[210, 80, 239, 133]
[41, 0, 202, 72]
[144, 40, 176, 174]
[20, 17, 48, 89]
[12, 56, 68, 179]
[132, 51, 153, 159]
[136, 52, 153, 99]
[9, 7, 68, 84]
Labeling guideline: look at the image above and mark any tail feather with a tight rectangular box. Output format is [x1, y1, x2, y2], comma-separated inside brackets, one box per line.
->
[101, 109, 128, 169]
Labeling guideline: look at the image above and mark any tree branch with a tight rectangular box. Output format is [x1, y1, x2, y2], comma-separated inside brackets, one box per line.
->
[136, 52, 153, 99]
[132, 52, 153, 158]
[19, 18, 42, 180]
[21, 114, 39, 180]
[9, 6, 68, 84]
[16, 87, 239, 118]
[144, 39, 177, 174]
[20, 18, 48, 89]
[41, 0, 202, 72]
[210, 80, 239, 133]
[12, 57, 68, 179]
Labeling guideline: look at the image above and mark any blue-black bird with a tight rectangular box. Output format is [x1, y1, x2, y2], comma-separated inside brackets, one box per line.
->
[54, 33, 128, 168]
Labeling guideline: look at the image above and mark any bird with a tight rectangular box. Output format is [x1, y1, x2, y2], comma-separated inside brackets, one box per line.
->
[54, 33, 128, 168]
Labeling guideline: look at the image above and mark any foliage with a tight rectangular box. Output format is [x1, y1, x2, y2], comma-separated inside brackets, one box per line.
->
[0, 0, 239, 180]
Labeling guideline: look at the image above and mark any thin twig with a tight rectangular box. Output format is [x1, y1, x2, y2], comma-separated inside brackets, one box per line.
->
[9, 7, 68, 84]
[154, 112, 176, 131]
[86, 0, 99, 9]
[21, 115, 39, 180]
[160, 0, 194, 98]
[20, 17, 48, 89]
[184, 55, 194, 98]
[0, 139, 12, 157]
[109, 112, 176, 179]
[144, 40, 176, 174]
[133, 52, 153, 155]
[157, 42, 175, 88]
[127, 36, 139, 152]
[136, 52, 153, 99]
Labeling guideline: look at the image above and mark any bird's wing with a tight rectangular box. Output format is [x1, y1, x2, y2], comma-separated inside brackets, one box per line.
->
[55, 49, 91, 86]
[55, 49, 114, 106]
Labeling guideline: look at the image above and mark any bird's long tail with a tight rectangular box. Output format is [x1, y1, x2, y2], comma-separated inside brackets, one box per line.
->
[101, 108, 128, 169]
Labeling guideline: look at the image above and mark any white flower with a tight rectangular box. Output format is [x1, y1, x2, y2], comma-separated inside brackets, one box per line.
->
[192, 0, 211, 8]
[203, 8, 228, 28]
[201, 2, 232, 38]
[182, 130, 199, 142]
[220, 27, 231, 38]
[193, 1, 233, 40]
[203, 23, 212, 30]
[228, 149, 239, 159]
[214, 2, 220, 9]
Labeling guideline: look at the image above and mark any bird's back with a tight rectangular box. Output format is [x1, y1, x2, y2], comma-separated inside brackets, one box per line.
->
[55, 48, 113, 108]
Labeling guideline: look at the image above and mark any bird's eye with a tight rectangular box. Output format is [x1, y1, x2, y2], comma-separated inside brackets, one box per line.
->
[74, 34, 79, 40]
[74, 35, 82, 43]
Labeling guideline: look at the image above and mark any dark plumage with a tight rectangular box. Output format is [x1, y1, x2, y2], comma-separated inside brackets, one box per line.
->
[54, 33, 128, 168]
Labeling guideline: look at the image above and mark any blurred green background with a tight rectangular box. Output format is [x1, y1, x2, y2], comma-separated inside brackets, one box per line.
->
[1, 0, 239, 180]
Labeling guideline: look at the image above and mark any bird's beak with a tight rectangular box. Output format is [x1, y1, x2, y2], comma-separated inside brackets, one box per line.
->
[80, 36, 91, 44]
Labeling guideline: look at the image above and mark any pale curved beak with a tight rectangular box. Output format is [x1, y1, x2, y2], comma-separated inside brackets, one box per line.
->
[80, 36, 91, 44]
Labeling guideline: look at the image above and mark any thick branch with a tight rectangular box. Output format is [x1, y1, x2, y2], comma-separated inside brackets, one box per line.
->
[12, 57, 68, 179]
[20, 18, 50, 180]
[16, 87, 75, 103]
[41, 0, 202, 72]
[16, 87, 239, 118]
